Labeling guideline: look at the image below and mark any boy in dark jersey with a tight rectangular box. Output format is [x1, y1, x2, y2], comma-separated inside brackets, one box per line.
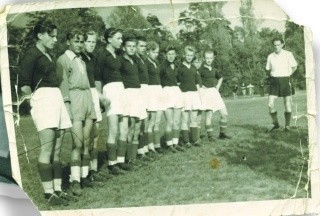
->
[120, 36, 147, 168]
[133, 36, 153, 162]
[57, 29, 96, 196]
[19, 20, 72, 205]
[199, 50, 231, 140]
[178, 46, 202, 147]
[160, 45, 185, 152]
[97, 28, 130, 175]
[81, 30, 110, 181]
[193, 54, 205, 142]
[145, 41, 165, 157]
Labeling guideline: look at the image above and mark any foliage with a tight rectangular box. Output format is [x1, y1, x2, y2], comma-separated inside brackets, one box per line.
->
[284, 22, 305, 89]
[7, 8, 105, 115]
[6, 3, 306, 101]
[107, 6, 176, 62]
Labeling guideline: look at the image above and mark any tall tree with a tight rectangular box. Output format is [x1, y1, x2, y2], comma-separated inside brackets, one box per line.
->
[107, 6, 151, 34]
[145, 13, 176, 60]
[236, 0, 265, 85]
[177, 2, 235, 95]
[284, 21, 305, 89]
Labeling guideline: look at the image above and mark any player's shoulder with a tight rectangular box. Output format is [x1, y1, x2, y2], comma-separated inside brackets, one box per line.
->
[199, 64, 209, 72]
[159, 60, 170, 69]
[282, 49, 294, 56]
[267, 52, 274, 58]
[56, 52, 70, 65]
[23, 46, 42, 60]
[80, 52, 91, 62]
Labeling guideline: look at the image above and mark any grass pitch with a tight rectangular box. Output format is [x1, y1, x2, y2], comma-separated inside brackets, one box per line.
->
[14, 91, 309, 211]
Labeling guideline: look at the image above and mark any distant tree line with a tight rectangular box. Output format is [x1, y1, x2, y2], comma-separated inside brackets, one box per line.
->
[7, 1, 305, 115]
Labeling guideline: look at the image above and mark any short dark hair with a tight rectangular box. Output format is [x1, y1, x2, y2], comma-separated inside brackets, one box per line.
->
[146, 41, 159, 51]
[165, 45, 177, 53]
[203, 49, 217, 56]
[33, 19, 57, 40]
[84, 30, 97, 41]
[272, 38, 284, 44]
[66, 28, 83, 41]
[136, 36, 147, 43]
[123, 36, 136, 45]
[104, 27, 122, 43]
[184, 45, 196, 54]
[194, 52, 203, 61]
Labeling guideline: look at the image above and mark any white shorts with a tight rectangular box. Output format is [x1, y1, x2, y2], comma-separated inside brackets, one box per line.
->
[182, 91, 202, 111]
[30, 87, 72, 132]
[90, 88, 103, 122]
[103, 82, 126, 117]
[197, 88, 205, 111]
[201, 87, 226, 112]
[162, 86, 184, 109]
[146, 85, 165, 111]
[123, 88, 148, 120]
[140, 84, 149, 103]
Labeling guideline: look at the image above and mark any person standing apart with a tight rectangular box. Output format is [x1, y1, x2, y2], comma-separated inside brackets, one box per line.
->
[266, 38, 297, 131]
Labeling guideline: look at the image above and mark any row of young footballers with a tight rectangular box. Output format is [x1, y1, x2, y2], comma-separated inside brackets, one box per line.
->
[18, 20, 230, 206]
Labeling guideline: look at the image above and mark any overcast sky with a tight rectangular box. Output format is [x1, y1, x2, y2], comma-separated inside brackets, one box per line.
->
[8, 0, 288, 35]
[95, 0, 287, 35]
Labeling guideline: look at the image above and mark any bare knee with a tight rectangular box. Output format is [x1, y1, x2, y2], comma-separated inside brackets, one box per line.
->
[154, 122, 161, 131]
[173, 119, 180, 130]
[119, 125, 129, 141]
[220, 112, 228, 121]
[268, 96, 277, 111]
[39, 149, 52, 163]
[108, 125, 119, 140]
[268, 102, 274, 110]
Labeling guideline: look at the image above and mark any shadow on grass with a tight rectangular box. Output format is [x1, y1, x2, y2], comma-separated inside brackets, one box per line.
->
[219, 124, 309, 187]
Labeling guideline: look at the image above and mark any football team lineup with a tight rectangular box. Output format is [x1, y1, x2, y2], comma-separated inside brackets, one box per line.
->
[12, 17, 308, 210]
[1, 0, 311, 212]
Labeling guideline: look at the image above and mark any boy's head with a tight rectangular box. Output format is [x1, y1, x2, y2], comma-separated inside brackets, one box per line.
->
[104, 27, 123, 49]
[193, 53, 202, 69]
[272, 38, 284, 53]
[84, 30, 97, 53]
[165, 45, 177, 63]
[66, 28, 84, 54]
[203, 49, 216, 66]
[33, 20, 57, 50]
[122, 36, 137, 56]
[184, 46, 196, 63]
[136, 36, 147, 56]
[146, 41, 159, 60]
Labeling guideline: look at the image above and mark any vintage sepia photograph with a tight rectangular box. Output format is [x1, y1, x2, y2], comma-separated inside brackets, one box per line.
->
[0, 0, 318, 215]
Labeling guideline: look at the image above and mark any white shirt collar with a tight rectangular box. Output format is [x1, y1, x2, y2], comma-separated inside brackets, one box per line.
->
[183, 61, 191, 69]
[148, 58, 157, 68]
[203, 64, 212, 71]
[65, 50, 78, 60]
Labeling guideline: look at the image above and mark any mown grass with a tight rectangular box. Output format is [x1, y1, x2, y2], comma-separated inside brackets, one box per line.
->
[14, 91, 309, 211]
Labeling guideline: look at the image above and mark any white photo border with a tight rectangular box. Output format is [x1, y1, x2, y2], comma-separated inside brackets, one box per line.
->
[0, 0, 319, 215]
